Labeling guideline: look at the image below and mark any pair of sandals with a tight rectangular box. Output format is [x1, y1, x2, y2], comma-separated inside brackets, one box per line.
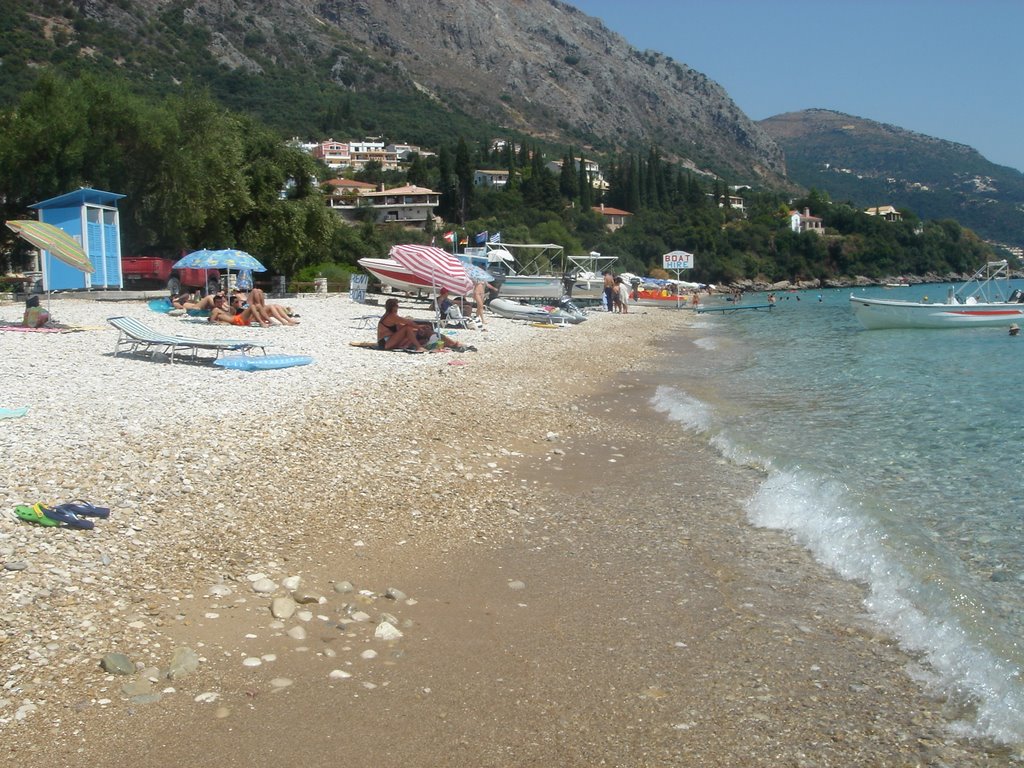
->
[12, 501, 110, 530]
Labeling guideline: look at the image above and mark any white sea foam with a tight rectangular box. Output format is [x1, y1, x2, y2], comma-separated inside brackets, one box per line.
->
[650, 385, 712, 433]
[650, 385, 769, 471]
[746, 469, 1024, 744]
[692, 336, 717, 351]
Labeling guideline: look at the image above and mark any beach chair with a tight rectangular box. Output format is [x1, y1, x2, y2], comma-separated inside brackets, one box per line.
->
[440, 303, 483, 331]
[107, 316, 268, 364]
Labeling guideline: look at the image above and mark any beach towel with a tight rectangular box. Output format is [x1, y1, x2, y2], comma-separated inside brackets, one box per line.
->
[0, 323, 97, 333]
[349, 341, 424, 354]
[0, 407, 28, 419]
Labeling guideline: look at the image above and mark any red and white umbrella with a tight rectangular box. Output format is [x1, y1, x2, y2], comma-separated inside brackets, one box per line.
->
[389, 244, 473, 296]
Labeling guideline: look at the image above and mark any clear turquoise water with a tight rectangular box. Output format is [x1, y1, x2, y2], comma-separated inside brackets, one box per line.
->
[651, 284, 1024, 744]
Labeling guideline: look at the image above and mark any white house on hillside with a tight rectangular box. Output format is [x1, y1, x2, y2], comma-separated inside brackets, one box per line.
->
[597, 204, 632, 232]
[864, 205, 903, 222]
[790, 208, 824, 235]
[474, 169, 511, 188]
[327, 183, 439, 226]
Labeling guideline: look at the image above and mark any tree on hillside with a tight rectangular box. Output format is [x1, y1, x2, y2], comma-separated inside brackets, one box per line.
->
[559, 148, 578, 201]
[578, 156, 592, 211]
[521, 147, 560, 210]
[454, 137, 473, 224]
[406, 153, 430, 187]
[436, 144, 458, 221]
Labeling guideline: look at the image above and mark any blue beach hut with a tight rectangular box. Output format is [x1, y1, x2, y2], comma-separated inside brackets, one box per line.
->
[32, 187, 126, 290]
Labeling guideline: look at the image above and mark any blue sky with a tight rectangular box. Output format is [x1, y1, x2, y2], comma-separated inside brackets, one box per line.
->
[569, 0, 1024, 173]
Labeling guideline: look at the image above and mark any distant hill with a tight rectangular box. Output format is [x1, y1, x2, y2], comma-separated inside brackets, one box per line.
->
[760, 109, 1024, 248]
[0, 0, 786, 185]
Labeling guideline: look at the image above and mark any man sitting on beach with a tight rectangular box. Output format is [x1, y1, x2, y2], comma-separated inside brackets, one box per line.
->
[435, 288, 481, 330]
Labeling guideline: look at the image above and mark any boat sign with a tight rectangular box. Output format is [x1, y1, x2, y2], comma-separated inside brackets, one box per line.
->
[662, 250, 694, 270]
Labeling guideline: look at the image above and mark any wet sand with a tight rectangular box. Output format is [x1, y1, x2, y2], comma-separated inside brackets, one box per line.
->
[2, 302, 1011, 767]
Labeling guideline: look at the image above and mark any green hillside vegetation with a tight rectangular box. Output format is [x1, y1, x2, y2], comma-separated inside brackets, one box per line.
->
[0, 0, 494, 148]
[0, 73, 994, 286]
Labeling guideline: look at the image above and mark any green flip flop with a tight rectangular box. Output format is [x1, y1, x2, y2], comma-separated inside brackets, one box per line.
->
[13, 503, 60, 527]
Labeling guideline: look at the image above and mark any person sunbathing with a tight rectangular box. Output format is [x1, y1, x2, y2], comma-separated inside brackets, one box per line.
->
[248, 288, 298, 325]
[208, 294, 268, 327]
[377, 298, 426, 352]
[173, 292, 221, 311]
[423, 329, 477, 353]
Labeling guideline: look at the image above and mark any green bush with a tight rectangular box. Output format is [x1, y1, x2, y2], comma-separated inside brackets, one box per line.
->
[291, 261, 356, 292]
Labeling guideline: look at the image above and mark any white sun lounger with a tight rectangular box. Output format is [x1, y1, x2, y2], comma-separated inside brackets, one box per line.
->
[108, 316, 268, 364]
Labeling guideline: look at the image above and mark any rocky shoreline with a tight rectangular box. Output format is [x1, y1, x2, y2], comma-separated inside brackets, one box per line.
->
[729, 267, 1024, 293]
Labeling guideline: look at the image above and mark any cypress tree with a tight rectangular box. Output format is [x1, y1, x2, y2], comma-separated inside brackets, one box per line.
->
[578, 156, 592, 211]
[560, 147, 578, 200]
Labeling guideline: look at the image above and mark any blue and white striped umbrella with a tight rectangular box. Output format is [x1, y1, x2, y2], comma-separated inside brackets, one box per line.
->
[173, 249, 267, 272]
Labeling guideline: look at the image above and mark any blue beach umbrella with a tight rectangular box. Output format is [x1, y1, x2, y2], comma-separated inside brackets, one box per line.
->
[173, 249, 267, 293]
[173, 249, 267, 272]
[465, 264, 496, 284]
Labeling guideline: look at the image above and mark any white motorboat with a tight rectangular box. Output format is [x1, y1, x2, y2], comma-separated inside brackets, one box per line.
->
[850, 260, 1024, 329]
[495, 274, 567, 299]
[358, 257, 437, 294]
[483, 243, 569, 299]
[488, 297, 587, 324]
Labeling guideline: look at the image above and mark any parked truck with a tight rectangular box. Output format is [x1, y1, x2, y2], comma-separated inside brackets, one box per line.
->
[121, 255, 221, 295]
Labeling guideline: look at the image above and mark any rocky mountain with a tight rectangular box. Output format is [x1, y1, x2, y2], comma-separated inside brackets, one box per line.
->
[760, 109, 1024, 248]
[3, 0, 786, 184]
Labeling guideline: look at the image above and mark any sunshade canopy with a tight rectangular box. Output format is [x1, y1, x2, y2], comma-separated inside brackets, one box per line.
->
[173, 249, 267, 272]
[390, 244, 473, 295]
[6, 220, 94, 273]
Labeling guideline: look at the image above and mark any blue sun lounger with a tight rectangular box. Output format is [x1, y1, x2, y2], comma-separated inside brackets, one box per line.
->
[108, 316, 268, 364]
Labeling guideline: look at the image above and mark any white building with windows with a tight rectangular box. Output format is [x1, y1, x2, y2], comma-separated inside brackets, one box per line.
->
[328, 183, 439, 226]
[474, 169, 511, 188]
[790, 208, 824, 235]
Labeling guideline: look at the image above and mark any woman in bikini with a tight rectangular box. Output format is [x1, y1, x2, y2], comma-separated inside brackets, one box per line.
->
[377, 298, 426, 352]
[247, 288, 298, 325]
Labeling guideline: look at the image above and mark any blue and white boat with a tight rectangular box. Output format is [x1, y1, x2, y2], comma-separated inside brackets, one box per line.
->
[457, 243, 569, 299]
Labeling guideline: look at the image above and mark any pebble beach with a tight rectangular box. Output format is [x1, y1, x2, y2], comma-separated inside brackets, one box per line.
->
[0, 293, 1012, 766]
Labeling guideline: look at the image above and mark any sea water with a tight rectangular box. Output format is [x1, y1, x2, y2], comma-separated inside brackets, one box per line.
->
[650, 284, 1024, 745]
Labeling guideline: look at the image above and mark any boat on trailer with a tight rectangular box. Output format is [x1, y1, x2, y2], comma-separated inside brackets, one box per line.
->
[850, 260, 1024, 330]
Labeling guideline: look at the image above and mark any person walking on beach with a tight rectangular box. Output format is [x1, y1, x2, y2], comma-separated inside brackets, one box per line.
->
[602, 270, 616, 312]
[472, 278, 497, 330]
[615, 276, 629, 314]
